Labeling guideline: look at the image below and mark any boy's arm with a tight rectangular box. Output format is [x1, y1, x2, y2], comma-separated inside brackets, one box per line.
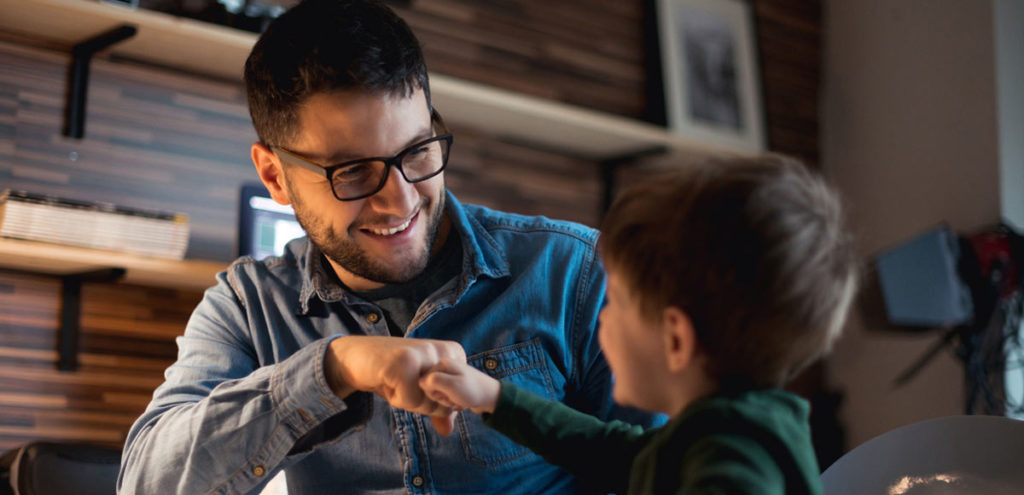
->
[486, 382, 654, 493]
[421, 361, 653, 493]
[419, 358, 502, 414]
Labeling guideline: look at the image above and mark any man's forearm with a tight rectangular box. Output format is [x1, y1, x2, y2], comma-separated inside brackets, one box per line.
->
[118, 337, 358, 494]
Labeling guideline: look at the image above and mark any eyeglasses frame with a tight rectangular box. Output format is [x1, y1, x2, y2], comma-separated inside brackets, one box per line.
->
[271, 110, 453, 202]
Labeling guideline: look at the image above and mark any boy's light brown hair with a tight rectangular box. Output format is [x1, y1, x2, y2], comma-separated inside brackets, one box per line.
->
[598, 155, 859, 389]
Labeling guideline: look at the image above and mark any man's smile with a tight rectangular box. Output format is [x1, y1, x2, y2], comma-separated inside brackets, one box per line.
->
[359, 209, 420, 238]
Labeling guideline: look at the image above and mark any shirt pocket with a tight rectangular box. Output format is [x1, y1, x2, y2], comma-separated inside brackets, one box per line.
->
[456, 338, 557, 468]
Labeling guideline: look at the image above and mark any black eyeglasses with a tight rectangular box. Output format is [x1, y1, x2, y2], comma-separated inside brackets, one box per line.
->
[273, 133, 454, 201]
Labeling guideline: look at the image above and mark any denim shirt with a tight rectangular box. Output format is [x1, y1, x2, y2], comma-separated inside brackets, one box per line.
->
[118, 192, 660, 495]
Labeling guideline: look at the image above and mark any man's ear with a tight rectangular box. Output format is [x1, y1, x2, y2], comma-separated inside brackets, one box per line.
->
[662, 306, 697, 373]
[251, 142, 292, 206]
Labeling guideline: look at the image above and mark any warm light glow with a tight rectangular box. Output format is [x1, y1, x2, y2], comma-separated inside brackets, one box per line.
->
[888, 473, 961, 495]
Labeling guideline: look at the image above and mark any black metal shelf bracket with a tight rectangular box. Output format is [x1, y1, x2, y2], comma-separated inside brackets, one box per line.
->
[598, 146, 670, 220]
[65, 24, 137, 139]
[58, 268, 125, 371]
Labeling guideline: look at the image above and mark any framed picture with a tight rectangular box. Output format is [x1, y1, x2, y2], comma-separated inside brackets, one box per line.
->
[656, 0, 764, 152]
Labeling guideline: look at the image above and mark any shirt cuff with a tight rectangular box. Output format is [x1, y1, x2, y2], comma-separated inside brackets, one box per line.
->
[270, 335, 372, 439]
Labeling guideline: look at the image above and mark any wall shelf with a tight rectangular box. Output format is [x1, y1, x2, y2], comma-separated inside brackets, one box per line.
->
[0, 238, 224, 292]
[0, 0, 756, 161]
[0, 237, 225, 371]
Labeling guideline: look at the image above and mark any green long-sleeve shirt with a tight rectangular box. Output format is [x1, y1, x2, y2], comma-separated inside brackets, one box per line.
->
[484, 382, 822, 494]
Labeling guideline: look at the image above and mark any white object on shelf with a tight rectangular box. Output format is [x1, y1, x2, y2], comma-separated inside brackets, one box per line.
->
[1, 190, 190, 260]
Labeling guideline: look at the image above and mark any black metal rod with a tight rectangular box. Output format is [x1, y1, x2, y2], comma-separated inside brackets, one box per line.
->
[72, 25, 138, 56]
[56, 268, 126, 372]
[66, 55, 92, 139]
[597, 146, 669, 220]
[600, 160, 620, 217]
[57, 276, 83, 371]
[65, 24, 137, 139]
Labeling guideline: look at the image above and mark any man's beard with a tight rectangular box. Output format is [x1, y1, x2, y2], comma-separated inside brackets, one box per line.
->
[290, 187, 446, 285]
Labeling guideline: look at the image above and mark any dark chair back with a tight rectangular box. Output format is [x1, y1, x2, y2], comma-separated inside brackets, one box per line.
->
[2, 442, 121, 495]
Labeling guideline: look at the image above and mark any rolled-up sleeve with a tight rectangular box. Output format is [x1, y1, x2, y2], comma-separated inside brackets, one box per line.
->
[117, 278, 369, 495]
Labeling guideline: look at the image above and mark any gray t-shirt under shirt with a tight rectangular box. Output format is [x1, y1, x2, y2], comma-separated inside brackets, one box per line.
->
[349, 232, 463, 336]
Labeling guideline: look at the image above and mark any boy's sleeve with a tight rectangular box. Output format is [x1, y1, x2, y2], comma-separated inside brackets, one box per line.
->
[674, 435, 788, 495]
[483, 381, 657, 494]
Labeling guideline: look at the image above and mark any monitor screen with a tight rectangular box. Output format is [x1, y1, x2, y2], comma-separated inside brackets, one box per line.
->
[238, 183, 304, 260]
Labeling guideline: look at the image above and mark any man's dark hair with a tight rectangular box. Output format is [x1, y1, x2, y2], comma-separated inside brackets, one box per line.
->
[599, 155, 859, 389]
[244, 0, 430, 147]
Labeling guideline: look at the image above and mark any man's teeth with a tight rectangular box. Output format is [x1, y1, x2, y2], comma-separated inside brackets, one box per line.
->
[369, 218, 412, 236]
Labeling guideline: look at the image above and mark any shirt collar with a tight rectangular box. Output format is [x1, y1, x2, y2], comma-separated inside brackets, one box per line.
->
[297, 190, 510, 315]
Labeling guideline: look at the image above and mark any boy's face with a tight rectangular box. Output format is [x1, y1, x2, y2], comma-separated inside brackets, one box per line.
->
[598, 267, 673, 413]
[268, 88, 447, 290]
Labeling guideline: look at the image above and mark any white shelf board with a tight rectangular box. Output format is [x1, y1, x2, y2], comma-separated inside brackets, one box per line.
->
[428, 73, 744, 159]
[0, 0, 754, 160]
[0, 0, 255, 79]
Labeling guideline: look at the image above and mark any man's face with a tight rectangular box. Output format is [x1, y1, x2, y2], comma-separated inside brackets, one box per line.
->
[279, 89, 447, 290]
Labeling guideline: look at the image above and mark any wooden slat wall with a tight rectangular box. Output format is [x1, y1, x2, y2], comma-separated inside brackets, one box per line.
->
[0, 38, 256, 262]
[398, 0, 647, 119]
[754, 0, 822, 166]
[0, 271, 201, 450]
[0, 37, 604, 261]
[0, 0, 820, 453]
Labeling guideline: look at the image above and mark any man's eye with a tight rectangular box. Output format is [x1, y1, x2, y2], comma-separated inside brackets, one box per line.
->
[335, 164, 373, 182]
[408, 145, 430, 156]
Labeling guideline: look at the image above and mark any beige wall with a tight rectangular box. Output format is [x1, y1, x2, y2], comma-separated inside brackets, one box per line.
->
[820, 0, 1001, 449]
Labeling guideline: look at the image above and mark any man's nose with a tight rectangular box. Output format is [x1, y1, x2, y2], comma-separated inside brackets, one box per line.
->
[370, 163, 419, 213]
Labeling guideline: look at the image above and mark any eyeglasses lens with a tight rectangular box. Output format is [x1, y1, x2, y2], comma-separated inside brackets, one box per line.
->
[330, 137, 450, 200]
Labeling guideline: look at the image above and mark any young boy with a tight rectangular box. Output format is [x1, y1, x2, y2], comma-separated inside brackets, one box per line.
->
[418, 155, 859, 494]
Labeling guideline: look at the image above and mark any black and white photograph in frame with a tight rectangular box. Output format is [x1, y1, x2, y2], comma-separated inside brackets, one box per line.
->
[657, 0, 764, 152]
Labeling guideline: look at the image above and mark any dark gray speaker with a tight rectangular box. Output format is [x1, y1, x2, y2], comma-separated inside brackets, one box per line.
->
[875, 226, 973, 327]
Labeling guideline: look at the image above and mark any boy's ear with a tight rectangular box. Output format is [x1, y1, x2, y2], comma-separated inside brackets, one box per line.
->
[251, 142, 293, 206]
[662, 306, 697, 373]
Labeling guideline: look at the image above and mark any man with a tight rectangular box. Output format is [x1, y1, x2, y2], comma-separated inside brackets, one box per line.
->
[118, 1, 658, 493]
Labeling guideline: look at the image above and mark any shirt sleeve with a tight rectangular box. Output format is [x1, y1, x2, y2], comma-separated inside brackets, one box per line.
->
[484, 382, 657, 494]
[117, 275, 371, 495]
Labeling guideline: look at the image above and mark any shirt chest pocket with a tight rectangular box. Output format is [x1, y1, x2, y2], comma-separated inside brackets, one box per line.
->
[456, 338, 558, 468]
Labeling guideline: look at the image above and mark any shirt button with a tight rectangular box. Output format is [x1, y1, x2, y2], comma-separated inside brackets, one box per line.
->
[366, 312, 380, 323]
[484, 358, 499, 371]
[252, 464, 265, 477]
[412, 475, 425, 487]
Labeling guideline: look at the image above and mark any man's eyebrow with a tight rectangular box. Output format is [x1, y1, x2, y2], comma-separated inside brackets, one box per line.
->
[316, 127, 435, 165]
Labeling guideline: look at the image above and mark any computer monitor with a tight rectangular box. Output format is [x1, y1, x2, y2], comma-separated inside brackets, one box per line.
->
[237, 183, 304, 260]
